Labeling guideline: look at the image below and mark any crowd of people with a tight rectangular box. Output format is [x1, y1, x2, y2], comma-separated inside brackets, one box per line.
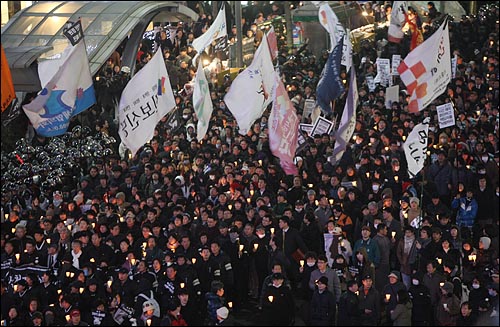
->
[1, 1, 499, 326]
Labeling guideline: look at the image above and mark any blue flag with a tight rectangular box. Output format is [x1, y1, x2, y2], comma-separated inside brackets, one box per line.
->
[316, 37, 344, 114]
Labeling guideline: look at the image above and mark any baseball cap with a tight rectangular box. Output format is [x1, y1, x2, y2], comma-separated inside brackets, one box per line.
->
[118, 267, 129, 274]
[307, 189, 316, 196]
[362, 275, 373, 280]
[388, 271, 400, 279]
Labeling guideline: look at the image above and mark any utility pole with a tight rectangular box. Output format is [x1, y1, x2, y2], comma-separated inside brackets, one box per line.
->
[284, 1, 293, 52]
[234, 1, 243, 67]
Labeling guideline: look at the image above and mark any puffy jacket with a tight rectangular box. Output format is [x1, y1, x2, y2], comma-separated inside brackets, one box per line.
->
[451, 197, 478, 228]
[309, 288, 336, 325]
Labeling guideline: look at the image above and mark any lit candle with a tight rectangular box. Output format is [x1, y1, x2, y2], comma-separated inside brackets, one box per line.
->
[436, 257, 442, 265]
[234, 161, 238, 167]
[228, 302, 233, 308]
[119, 215, 125, 223]
[4, 213, 8, 220]
[11, 228, 15, 234]
[70, 272, 75, 278]
[300, 260, 304, 267]
[15, 253, 20, 261]
[391, 231, 396, 238]
[66, 271, 71, 278]
[67, 224, 72, 231]
[258, 160, 263, 166]
[352, 181, 357, 187]
[403, 212, 408, 219]
[329, 199, 334, 205]
[402, 135, 406, 141]
[192, 258, 197, 264]
[228, 204, 232, 210]
[468, 254, 473, 261]
[239, 244, 244, 252]
[340, 241, 344, 247]
[307, 184, 313, 188]
[250, 190, 254, 196]
[46, 238, 51, 244]
[91, 222, 95, 229]
[471, 254, 476, 262]
[355, 291, 359, 296]
[57, 289, 62, 294]
[253, 243, 259, 251]
[268, 295, 274, 302]
[180, 282, 185, 288]
[394, 176, 399, 182]
[142, 242, 147, 249]
[107, 280, 112, 288]
[130, 258, 136, 266]
[90, 257, 95, 263]
[315, 200, 319, 206]
[13, 285, 18, 292]
[79, 287, 84, 294]
[66, 315, 71, 322]
[247, 198, 251, 204]
[440, 282, 445, 287]
[385, 294, 391, 301]
[270, 228, 275, 235]
[366, 172, 370, 178]
[385, 146, 389, 152]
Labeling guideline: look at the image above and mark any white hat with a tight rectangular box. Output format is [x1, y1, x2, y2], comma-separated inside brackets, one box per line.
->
[142, 301, 155, 313]
[121, 66, 131, 74]
[216, 306, 229, 319]
[333, 227, 342, 235]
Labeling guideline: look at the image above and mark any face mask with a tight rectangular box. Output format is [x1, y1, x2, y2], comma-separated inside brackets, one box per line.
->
[220, 105, 226, 110]
[257, 233, 265, 239]
[273, 282, 282, 288]
[53, 199, 62, 207]
[216, 144, 221, 149]
[482, 156, 488, 162]
[307, 262, 315, 267]
[182, 115, 189, 119]
[412, 279, 419, 286]
[83, 268, 89, 277]
[374, 223, 379, 229]
[472, 283, 480, 289]
[355, 163, 361, 170]
[372, 184, 380, 192]
[295, 207, 303, 212]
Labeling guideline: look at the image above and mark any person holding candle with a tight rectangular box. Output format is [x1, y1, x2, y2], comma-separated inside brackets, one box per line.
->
[423, 261, 446, 325]
[358, 274, 381, 326]
[209, 240, 235, 307]
[436, 281, 461, 326]
[396, 226, 419, 290]
[382, 271, 406, 325]
[337, 279, 362, 326]
[262, 272, 295, 326]
[373, 223, 391, 293]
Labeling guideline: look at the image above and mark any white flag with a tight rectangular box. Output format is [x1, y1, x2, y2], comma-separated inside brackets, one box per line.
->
[332, 66, 358, 163]
[404, 117, 430, 178]
[118, 48, 176, 157]
[388, 1, 408, 43]
[193, 61, 213, 140]
[397, 19, 451, 112]
[318, 3, 345, 51]
[192, 5, 227, 54]
[224, 36, 275, 135]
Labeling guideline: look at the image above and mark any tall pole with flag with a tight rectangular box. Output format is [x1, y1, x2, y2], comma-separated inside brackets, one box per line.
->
[22, 19, 96, 137]
[397, 17, 451, 113]
[316, 36, 345, 115]
[1, 44, 20, 126]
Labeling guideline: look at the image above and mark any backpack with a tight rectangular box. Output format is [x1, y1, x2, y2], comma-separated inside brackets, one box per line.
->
[138, 290, 161, 317]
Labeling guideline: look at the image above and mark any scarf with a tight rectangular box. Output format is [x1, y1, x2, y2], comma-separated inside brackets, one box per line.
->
[404, 235, 415, 255]
[71, 250, 82, 269]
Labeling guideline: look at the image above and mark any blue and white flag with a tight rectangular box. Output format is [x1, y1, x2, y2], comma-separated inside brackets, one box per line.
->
[316, 37, 344, 114]
[332, 66, 358, 163]
[23, 41, 96, 137]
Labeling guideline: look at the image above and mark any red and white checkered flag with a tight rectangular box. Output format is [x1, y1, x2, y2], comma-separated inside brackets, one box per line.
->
[398, 18, 451, 112]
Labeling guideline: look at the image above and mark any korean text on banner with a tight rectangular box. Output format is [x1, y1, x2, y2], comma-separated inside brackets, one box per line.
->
[269, 73, 299, 176]
[404, 117, 430, 178]
[436, 103, 455, 129]
[398, 19, 451, 112]
[192, 5, 227, 53]
[118, 48, 176, 157]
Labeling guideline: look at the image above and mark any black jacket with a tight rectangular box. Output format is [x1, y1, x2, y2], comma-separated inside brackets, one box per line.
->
[309, 288, 336, 325]
[337, 289, 362, 326]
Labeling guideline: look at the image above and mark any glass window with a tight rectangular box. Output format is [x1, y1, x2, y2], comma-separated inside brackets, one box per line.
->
[85, 14, 117, 35]
[31, 16, 69, 35]
[83, 35, 105, 55]
[103, 2, 138, 13]
[53, 2, 86, 14]
[38, 37, 70, 59]
[26, 2, 64, 13]
[67, 15, 96, 32]
[0, 35, 25, 48]
[19, 35, 52, 47]
[3, 16, 44, 35]
[77, 2, 112, 14]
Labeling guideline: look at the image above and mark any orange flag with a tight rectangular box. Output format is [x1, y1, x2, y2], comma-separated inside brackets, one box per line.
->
[1, 44, 15, 112]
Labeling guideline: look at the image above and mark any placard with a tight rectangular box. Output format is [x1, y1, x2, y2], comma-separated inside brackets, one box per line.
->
[436, 103, 455, 129]
[366, 75, 376, 92]
[376, 58, 391, 87]
[303, 99, 316, 119]
[385, 85, 399, 108]
[299, 123, 314, 136]
[311, 116, 334, 136]
[451, 54, 457, 79]
[391, 54, 401, 75]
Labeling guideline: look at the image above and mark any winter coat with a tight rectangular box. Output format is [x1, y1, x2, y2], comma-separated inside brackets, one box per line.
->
[409, 284, 432, 325]
[451, 197, 478, 228]
[337, 290, 362, 326]
[262, 284, 295, 326]
[309, 288, 336, 325]
[436, 293, 460, 326]
[391, 301, 413, 326]
[358, 286, 381, 326]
